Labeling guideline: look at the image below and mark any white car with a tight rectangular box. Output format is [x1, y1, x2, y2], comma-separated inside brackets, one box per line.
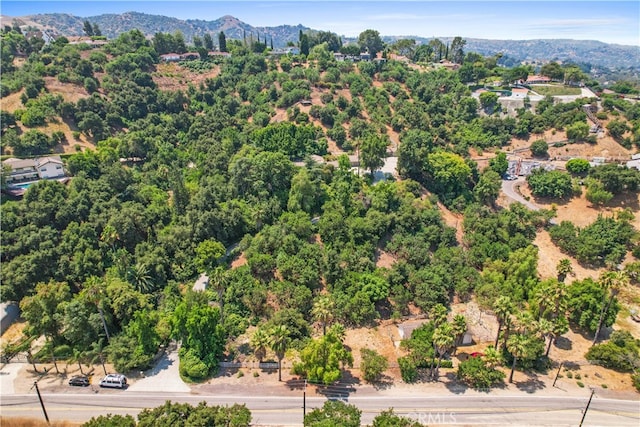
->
[99, 373, 127, 389]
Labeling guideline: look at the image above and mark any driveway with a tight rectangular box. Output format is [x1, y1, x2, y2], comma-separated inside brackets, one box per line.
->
[127, 346, 190, 393]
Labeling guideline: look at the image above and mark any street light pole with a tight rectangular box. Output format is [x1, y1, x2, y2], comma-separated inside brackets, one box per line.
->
[579, 388, 595, 427]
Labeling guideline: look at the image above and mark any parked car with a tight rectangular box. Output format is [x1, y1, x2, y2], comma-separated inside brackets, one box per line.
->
[68, 375, 89, 386]
[99, 373, 127, 389]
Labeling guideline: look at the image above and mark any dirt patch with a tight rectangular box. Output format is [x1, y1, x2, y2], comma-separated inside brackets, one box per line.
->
[43, 77, 89, 104]
[152, 62, 220, 92]
[375, 249, 397, 269]
[534, 230, 603, 281]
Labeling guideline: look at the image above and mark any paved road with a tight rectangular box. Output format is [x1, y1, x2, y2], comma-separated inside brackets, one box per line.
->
[1, 391, 638, 426]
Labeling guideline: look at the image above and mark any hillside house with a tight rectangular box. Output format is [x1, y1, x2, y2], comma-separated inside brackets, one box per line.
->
[2, 156, 66, 184]
[160, 53, 181, 62]
[526, 75, 551, 84]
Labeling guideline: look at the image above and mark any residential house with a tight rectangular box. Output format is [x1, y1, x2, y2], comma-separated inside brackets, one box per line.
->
[525, 75, 551, 84]
[160, 53, 181, 62]
[2, 155, 66, 184]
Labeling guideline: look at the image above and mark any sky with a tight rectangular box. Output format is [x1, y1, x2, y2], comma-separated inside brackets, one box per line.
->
[1, 1, 639, 46]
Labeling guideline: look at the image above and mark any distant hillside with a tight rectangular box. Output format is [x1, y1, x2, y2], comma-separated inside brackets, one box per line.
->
[3, 12, 309, 48]
[378, 36, 640, 71]
[4, 12, 639, 70]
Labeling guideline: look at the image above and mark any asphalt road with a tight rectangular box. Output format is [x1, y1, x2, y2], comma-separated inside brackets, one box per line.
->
[2, 391, 638, 426]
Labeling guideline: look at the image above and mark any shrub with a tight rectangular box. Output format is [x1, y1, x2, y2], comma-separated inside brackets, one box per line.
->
[566, 158, 590, 176]
[457, 356, 505, 389]
[360, 348, 388, 383]
[586, 330, 640, 372]
[398, 356, 418, 383]
[530, 139, 548, 157]
[632, 373, 640, 392]
[576, 381, 584, 388]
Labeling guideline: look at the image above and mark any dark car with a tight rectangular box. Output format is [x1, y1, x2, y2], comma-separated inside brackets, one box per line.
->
[69, 375, 90, 386]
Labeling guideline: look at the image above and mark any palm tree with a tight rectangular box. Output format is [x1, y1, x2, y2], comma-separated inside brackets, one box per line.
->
[556, 258, 573, 283]
[311, 295, 335, 335]
[593, 271, 628, 346]
[251, 328, 269, 363]
[431, 323, 454, 380]
[127, 262, 154, 293]
[210, 266, 228, 323]
[538, 318, 556, 357]
[429, 304, 448, 328]
[451, 314, 467, 354]
[82, 276, 110, 342]
[506, 333, 531, 383]
[493, 296, 513, 350]
[483, 347, 503, 369]
[269, 325, 290, 382]
[530, 280, 556, 320]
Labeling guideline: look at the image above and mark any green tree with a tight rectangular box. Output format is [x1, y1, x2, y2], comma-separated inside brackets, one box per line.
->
[360, 347, 388, 383]
[305, 400, 361, 427]
[203, 33, 214, 50]
[506, 333, 534, 383]
[479, 91, 499, 110]
[296, 327, 353, 384]
[311, 294, 335, 335]
[489, 152, 509, 176]
[372, 409, 423, 427]
[83, 20, 94, 37]
[527, 169, 573, 199]
[530, 139, 548, 158]
[606, 119, 628, 140]
[566, 121, 590, 141]
[359, 133, 388, 176]
[493, 296, 513, 350]
[565, 158, 590, 176]
[358, 29, 383, 57]
[474, 170, 502, 205]
[218, 31, 227, 52]
[251, 327, 269, 362]
[593, 271, 628, 345]
[556, 258, 573, 283]
[431, 322, 454, 379]
[567, 278, 620, 335]
[269, 324, 290, 382]
[457, 355, 505, 389]
[83, 414, 136, 427]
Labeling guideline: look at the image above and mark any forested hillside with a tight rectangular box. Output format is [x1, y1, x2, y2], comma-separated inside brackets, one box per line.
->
[1, 25, 639, 392]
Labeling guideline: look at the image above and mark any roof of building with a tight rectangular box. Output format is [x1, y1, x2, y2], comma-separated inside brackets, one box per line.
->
[2, 156, 63, 170]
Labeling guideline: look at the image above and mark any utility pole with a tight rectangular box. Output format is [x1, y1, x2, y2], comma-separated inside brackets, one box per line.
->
[579, 388, 595, 427]
[552, 361, 563, 388]
[33, 381, 50, 424]
[303, 379, 307, 422]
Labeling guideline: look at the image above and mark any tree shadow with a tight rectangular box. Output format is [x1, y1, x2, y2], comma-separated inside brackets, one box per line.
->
[515, 375, 546, 393]
[554, 335, 572, 351]
[443, 372, 467, 395]
[371, 374, 394, 390]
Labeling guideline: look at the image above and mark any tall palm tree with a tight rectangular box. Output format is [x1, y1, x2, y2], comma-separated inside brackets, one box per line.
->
[493, 296, 513, 350]
[82, 276, 110, 342]
[451, 314, 467, 354]
[431, 323, 454, 380]
[210, 266, 228, 323]
[556, 258, 573, 283]
[538, 318, 556, 357]
[429, 303, 448, 328]
[251, 328, 269, 363]
[506, 333, 531, 383]
[269, 325, 290, 382]
[311, 295, 335, 335]
[593, 271, 628, 345]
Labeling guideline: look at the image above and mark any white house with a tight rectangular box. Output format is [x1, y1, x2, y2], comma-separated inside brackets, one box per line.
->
[2, 156, 65, 184]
